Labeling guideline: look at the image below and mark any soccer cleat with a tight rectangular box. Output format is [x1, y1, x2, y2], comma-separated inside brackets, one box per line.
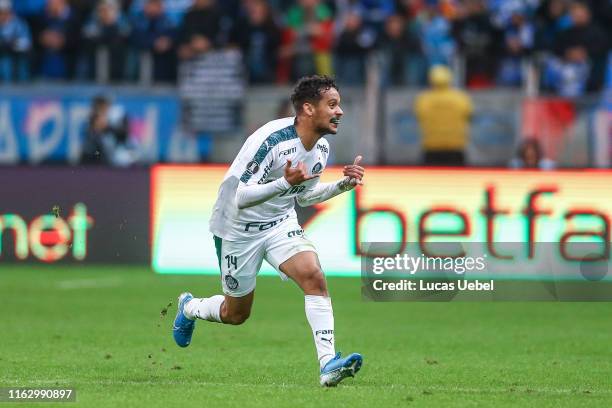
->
[320, 352, 363, 387]
[172, 292, 195, 347]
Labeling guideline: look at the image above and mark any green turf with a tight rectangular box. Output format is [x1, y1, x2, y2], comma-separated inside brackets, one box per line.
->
[1, 265, 612, 407]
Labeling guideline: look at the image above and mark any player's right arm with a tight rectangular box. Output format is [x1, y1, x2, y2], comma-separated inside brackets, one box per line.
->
[235, 157, 318, 209]
[235, 145, 287, 209]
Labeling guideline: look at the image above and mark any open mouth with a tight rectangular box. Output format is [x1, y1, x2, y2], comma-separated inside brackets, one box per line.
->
[330, 118, 341, 125]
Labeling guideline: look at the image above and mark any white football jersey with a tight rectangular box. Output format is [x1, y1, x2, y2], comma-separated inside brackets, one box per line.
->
[210, 117, 330, 241]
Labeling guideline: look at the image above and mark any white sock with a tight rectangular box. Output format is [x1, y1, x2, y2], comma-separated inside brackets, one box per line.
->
[305, 295, 335, 369]
[184, 295, 224, 323]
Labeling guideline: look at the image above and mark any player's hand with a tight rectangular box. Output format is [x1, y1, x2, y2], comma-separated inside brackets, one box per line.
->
[284, 160, 319, 186]
[343, 155, 365, 187]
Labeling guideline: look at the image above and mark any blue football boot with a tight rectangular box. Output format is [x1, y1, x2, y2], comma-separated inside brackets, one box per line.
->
[320, 352, 363, 386]
[172, 292, 195, 347]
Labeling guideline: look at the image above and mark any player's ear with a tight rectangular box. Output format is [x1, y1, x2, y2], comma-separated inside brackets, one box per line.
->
[303, 102, 315, 117]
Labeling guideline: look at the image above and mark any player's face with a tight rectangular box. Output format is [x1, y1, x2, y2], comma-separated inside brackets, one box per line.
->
[314, 87, 343, 135]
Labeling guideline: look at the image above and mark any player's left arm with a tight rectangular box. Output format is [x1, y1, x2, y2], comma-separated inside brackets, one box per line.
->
[296, 155, 364, 207]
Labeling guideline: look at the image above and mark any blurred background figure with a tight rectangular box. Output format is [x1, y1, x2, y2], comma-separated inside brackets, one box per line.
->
[352, 0, 395, 48]
[379, 13, 424, 86]
[279, 0, 334, 82]
[81, 95, 138, 167]
[509, 138, 556, 169]
[415, 65, 473, 166]
[36, 0, 80, 79]
[543, 45, 590, 97]
[0, 0, 31, 82]
[534, 0, 571, 53]
[497, 6, 534, 87]
[452, 0, 501, 88]
[81, 0, 131, 81]
[230, 0, 280, 84]
[177, 0, 222, 60]
[417, 0, 455, 68]
[552, 1, 608, 92]
[130, 0, 177, 82]
[335, 9, 371, 86]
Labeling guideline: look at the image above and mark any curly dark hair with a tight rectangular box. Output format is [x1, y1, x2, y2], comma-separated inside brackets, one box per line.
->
[290, 75, 339, 114]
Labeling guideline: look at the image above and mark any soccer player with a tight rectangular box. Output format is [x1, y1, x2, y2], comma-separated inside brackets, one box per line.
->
[172, 75, 365, 386]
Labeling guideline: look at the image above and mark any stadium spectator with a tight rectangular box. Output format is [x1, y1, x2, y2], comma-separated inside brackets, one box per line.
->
[417, 0, 455, 68]
[267, 0, 295, 13]
[81, 95, 137, 166]
[353, 0, 395, 45]
[279, 0, 334, 82]
[0, 0, 32, 81]
[37, 0, 80, 79]
[395, 0, 424, 19]
[593, 0, 612, 42]
[534, 0, 571, 52]
[487, 0, 539, 29]
[554, 1, 608, 92]
[230, 0, 281, 84]
[0, 0, 605, 94]
[379, 13, 424, 86]
[543, 45, 590, 97]
[497, 6, 534, 86]
[129, 0, 192, 26]
[130, 0, 177, 82]
[334, 9, 372, 85]
[509, 137, 555, 169]
[11, 0, 46, 17]
[11, 0, 45, 37]
[177, 0, 223, 60]
[452, 0, 502, 88]
[81, 0, 131, 81]
[415, 65, 473, 166]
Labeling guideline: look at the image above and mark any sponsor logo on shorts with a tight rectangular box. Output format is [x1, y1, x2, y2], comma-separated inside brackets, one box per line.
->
[244, 214, 290, 232]
[280, 147, 296, 156]
[287, 229, 304, 238]
[315, 329, 334, 335]
[225, 274, 239, 290]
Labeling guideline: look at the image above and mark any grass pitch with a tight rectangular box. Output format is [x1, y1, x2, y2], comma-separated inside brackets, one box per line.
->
[1, 265, 612, 407]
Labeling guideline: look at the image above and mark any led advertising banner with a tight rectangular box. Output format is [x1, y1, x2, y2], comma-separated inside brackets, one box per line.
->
[152, 166, 612, 277]
[0, 167, 149, 263]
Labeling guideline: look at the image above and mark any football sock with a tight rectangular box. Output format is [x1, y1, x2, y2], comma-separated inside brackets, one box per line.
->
[305, 295, 335, 369]
[184, 295, 224, 323]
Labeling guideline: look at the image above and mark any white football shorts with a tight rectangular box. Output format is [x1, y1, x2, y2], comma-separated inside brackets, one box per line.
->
[213, 220, 317, 297]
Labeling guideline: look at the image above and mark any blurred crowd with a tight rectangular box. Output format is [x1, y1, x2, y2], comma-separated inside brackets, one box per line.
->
[0, 0, 610, 95]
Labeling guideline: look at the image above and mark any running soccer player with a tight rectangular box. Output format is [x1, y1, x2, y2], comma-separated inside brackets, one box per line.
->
[172, 75, 365, 386]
